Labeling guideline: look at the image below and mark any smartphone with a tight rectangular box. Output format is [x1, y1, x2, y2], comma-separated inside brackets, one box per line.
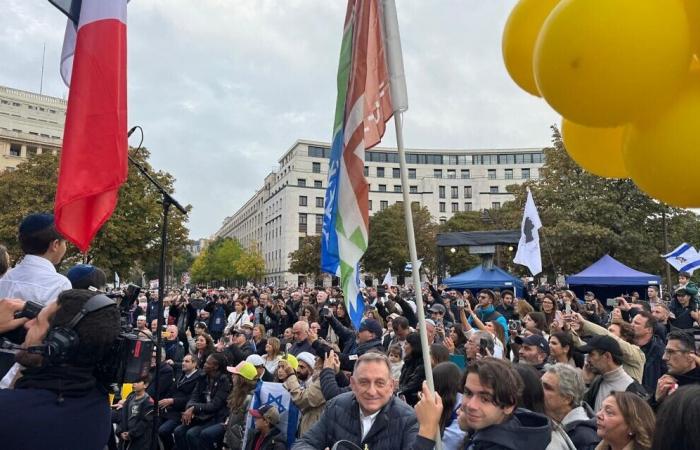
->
[13, 300, 43, 320]
[456, 298, 465, 308]
[606, 298, 619, 307]
[508, 320, 521, 331]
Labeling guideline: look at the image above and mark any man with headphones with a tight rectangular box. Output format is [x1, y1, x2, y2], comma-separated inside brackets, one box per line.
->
[0, 289, 121, 450]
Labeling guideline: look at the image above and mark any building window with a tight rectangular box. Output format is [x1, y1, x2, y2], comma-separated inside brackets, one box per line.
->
[378, 184, 387, 192]
[369, 200, 373, 210]
[434, 169, 443, 178]
[299, 214, 307, 232]
[464, 202, 473, 211]
[464, 186, 472, 198]
[392, 168, 400, 178]
[451, 186, 458, 199]
[505, 169, 513, 179]
[487, 169, 496, 180]
[299, 196, 307, 206]
[408, 168, 416, 179]
[9, 144, 21, 157]
[316, 214, 323, 233]
[394, 185, 402, 193]
[522, 168, 531, 179]
[312, 162, 321, 173]
[316, 197, 324, 208]
[492, 202, 501, 209]
[490, 186, 499, 193]
[452, 202, 459, 212]
[377, 167, 385, 178]
[439, 218, 447, 225]
[298, 178, 306, 187]
[308, 146, 330, 158]
[447, 169, 456, 179]
[380, 200, 388, 211]
[439, 202, 446, 213]
[364, 166, 369, 176]
[439, 186, 445, 199]
[409, 185, 418, 193]
[461, 169, 470, 179]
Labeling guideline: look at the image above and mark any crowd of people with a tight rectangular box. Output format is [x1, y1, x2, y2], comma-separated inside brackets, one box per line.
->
[0, 213, 699, 450]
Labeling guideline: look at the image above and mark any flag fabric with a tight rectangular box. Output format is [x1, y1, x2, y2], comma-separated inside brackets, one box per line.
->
[382, 269, 393, 287]
[513, 189, 543, 275]
[663, 243, 700, 274]
[52, 0, 128, 252]
[242, 381, 299, 448]
[404, 259, 422, 273]
[320, 0, 399, 328]
[114, 271, 120, 288]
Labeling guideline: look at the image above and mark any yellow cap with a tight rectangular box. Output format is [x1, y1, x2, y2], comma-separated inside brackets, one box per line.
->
[227, 361, 257, 381]
[283, 354, 298, 370]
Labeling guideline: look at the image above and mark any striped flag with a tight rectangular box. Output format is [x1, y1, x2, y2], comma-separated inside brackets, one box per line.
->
[663, 243, 700, 274]
[51, 0, 128, 252]
[321, 0, 402, 327]
[242, 381, 299, 448]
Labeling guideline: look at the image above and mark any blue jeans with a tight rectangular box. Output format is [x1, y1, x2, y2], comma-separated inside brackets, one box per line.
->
[158, 418, 180, 450]
[174, 421, 225, 450]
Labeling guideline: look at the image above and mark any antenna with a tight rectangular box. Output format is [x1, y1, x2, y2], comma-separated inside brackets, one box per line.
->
[40, 43, 46, 95]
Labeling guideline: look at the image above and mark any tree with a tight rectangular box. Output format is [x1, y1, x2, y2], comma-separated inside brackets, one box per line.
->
[0, 150, 191, 279]
[363, 203, 437, 277]
[234, 245, 266, 282]
[288, 236, 321, 278]
[505, 126, 700, 278]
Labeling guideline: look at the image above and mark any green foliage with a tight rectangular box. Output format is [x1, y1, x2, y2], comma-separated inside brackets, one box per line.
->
[233, 245, 266, 281]
[0, 150, 191, 280]
[189, 237, 265, 284]
[363, 203, 437, 276]
[288, 236, 321, 277]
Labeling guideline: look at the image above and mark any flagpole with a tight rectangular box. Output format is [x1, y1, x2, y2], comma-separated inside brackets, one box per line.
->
[395, 112, 443, 449]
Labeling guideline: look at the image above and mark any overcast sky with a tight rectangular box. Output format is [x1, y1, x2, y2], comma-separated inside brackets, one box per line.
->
[1, 0, 558, 240]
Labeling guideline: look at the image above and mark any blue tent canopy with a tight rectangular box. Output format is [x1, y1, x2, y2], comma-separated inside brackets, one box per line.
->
[443, 265, 524, 296]
[566, 254, 660, 286]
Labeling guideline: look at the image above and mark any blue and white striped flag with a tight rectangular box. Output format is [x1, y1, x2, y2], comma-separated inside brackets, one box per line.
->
[242, 381, 300, 448]
[663, 243, 700, 274]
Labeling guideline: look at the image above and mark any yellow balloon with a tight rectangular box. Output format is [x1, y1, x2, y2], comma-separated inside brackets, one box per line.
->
[534, 0, 692, 127]
[685, 0, 700, 55]
[502, 0, 561, 96]
[624, 76, 700, 207]
[561, 119, 628, 178]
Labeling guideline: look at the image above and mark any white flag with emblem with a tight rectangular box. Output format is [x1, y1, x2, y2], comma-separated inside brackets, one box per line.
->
[513, 189, 542, 275]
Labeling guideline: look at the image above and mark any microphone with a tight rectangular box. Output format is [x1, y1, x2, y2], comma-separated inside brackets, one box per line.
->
[127, 126, 138, 138]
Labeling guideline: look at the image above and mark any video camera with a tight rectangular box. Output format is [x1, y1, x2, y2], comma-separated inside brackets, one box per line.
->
[106, 284, 142, 312]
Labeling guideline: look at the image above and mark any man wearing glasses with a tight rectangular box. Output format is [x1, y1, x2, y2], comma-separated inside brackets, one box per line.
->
[467, 290, 509, 341]
[652, 330, 700, 408]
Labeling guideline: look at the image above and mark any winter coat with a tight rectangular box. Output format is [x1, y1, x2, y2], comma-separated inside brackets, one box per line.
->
[116, 392, 154, 450]
[560, 405, 600, 450]
[640, 335, 667, 394]
[284, 373, 326, 436]
[463, 408, 552, 450]
[186, 372, 232, 423]
[319, 367, 350, 401]
[291, 391, 419, 450]
[163, 370, 203, 421]
[146, 363, 174, 400]
[398, 357, 426, 406]
[243, 426, 287, 450]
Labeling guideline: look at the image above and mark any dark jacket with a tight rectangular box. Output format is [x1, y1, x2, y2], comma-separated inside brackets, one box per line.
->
[669, 299, 698, 330]
[291, 392, 419, 450]
[163, 339, 186, 378]
[319, 367, 351, 401]
[398, 357, 425, 406]
[244, 426, 287, 450]
[116, 392, 154, 450]
[164, 369, 203, 420]
[289, 339, 316, 357]
[146, 363, 174, 401]
[640, 335, 667, 394]
[583, 374, 647, 407]
[650, 365, 700, 410]
[561, 404, 599, 450]
[463, 408, 551, 450]
[187, 372, 232, 423]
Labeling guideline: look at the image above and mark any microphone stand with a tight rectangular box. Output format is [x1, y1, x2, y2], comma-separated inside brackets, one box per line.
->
[127, 141, 187, 450]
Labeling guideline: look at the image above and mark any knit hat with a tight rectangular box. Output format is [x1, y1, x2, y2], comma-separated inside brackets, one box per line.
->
[19, 213, 54, 234]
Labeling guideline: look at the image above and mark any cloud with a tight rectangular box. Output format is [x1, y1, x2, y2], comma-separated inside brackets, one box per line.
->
[0, 0, 558, 239]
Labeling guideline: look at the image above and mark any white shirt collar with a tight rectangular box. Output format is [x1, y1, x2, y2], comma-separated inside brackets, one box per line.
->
[359, 406, 380, 440]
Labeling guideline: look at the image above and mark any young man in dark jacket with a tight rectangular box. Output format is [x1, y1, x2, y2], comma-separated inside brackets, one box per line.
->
[117, 376, 154, 450]
[174, 353, 232, 450]
[244, 404, 287, 450]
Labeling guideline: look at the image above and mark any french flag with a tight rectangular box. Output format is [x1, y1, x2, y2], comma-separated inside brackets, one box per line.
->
[51, 0, 128, 252]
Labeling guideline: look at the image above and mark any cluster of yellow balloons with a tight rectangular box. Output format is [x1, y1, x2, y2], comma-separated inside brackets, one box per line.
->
[502, 0, 700, 207]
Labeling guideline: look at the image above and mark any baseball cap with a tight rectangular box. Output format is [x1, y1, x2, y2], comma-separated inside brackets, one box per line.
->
[429, 304, 446, 314]
[358, 319, 383, 338]
[227, 361, 257, 381]
[246, 354, 265, 367]
[578, 335, 623, 359]
[676, 286, 698, 297]
[282, 353, 298, 370]
[296, 351, 316, 369]
[515, 334, 549, 354]
[250, 404, 280, 425]
[584, 291, 595, 297]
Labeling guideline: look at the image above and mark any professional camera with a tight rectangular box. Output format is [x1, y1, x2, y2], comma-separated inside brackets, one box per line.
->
[95, 325, 153, 385]
[106, 283, 142, 312]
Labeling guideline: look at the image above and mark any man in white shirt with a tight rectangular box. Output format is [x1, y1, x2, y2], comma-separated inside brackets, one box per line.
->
[0, 213, 71, 381]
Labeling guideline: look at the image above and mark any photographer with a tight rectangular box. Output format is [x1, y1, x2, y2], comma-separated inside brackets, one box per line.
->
[0, 289, 121, 450]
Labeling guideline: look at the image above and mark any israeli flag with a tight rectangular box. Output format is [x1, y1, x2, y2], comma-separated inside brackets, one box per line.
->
[243, 381, 300, 448]
[663, 243, 700, 274]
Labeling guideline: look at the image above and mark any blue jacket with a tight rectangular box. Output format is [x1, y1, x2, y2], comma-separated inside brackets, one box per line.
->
[469, 305, 509, 340]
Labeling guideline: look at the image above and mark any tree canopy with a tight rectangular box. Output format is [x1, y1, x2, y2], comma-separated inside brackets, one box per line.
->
[0, 150, 191, 281]
[190, 237, 266, 284]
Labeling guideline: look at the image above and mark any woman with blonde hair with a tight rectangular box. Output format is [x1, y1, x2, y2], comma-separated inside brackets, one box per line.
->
[595, 391, 655, 450]
[262, 336, 283, 374]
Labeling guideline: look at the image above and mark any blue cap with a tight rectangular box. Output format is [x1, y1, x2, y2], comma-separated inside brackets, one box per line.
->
[67, 264, 97, 287]
[19, 213, 54, 234]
